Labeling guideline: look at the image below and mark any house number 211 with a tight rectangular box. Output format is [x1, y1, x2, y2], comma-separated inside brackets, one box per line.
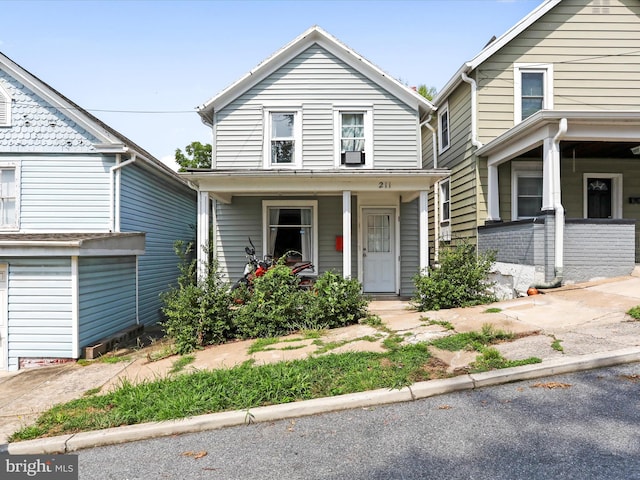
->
[378, 181, 391, 189]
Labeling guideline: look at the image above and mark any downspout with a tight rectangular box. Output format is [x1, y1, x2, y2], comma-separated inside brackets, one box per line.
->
[420, 114, 440, 262]
[461, 72, 483, 149]
[110, 152, 137, 232]
[531, 118, 567, 290]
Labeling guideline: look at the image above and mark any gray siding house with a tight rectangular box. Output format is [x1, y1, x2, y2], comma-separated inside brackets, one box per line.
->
[425, 0, 640, 295]
[183, 27, 449, 297]
[0, 52, 197, 371]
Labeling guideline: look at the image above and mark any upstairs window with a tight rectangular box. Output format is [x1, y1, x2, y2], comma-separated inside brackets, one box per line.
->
[0, 163, 19, 229]
[438, 102, 450, 153]
[514, 64, 553, 123]
[264, 110, 301, 168]
[340, 113, 365, 165]
[0, 84, 10, 127]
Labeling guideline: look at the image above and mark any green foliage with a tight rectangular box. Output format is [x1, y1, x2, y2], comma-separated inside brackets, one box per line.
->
[470, 348, 541, 373]
[174, 141, 212, 171]
[429, 324, 513, 352]
[550, 337, 564, 352]
[627, 306, 640, 320]
[417, 84, 437, 101]
[302, 271, 369, 329]
[233, 264, 305, 338]
[412, 243, 497, 311]
[160, 242, 233, 354]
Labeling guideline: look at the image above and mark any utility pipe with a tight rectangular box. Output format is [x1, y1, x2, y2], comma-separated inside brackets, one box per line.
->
[461, 72, 483, 149]
[420, 114, 438, 168]
[110, 153, 137, 232]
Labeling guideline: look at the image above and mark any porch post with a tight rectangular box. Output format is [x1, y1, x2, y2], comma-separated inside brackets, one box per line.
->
[487, 164, 501, 221]
[197, 191, 210, 282]
[342, 190, 352, 279]
[542, 137, 555, 211]
[419, 190, 429, 272]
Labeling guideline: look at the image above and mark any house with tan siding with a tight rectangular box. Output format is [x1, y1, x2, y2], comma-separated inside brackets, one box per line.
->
[425, 0, 640, 296]
[183, 26, 450, 297]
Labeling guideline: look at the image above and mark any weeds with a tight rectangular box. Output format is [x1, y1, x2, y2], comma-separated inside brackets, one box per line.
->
[169, 355, 195, 374]
[627, 306, 640, 320]
[484, 307, 502, 314]
[550, 337, 564, 352]
[429, 324, 513, 352]
[470, 348, 541, 373]
[423, 318, 455, 330]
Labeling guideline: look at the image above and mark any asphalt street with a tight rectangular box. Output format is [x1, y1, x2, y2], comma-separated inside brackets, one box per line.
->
[76, 363, 640, 480]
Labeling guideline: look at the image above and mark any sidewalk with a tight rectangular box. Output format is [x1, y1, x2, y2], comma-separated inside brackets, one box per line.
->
[2, 273, 640, 451]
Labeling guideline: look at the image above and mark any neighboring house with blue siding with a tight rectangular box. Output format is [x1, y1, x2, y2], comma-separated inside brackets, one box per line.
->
[0, 52, 197, 371]
[182, 27, 450, 297]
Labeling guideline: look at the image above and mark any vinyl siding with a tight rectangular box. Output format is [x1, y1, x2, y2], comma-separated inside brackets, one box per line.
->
[78, 256, 136, 347]
[120, 163, 197, 326]
[215, 195, 355, 282]
[477, 0, 640, 140]
[4, 258, 72, 370]
[400, 198, 419, 297]
[215, 45, 419, 169]
[17, 155, 112, 231]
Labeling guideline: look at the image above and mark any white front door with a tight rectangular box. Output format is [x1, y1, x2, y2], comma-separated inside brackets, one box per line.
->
[362, 208, 396, 293]
[0, 265, 6, 370]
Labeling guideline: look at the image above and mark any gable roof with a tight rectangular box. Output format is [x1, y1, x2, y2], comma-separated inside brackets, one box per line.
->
[197, 25, 435, 125]
[0, 51, 188, 183]
[434, 0, 562, 105]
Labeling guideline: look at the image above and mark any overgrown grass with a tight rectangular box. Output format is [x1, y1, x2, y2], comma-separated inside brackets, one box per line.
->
[484, 307, 502, 314]
[470, 348, 541, 373]
[169, 355, 195, 374]
[9, 344, 433, 442]
[423, 318, 455, 330]
[429, 324, 513, 352]
[627, 306, 640, 320]
[550, 337, 564, 352]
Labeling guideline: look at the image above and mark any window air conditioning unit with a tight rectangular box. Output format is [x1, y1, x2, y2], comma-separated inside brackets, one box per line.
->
[343, 151, 365, 165]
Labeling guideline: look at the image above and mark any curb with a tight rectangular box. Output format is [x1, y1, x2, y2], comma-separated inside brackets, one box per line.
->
[5, 347, 640, 455]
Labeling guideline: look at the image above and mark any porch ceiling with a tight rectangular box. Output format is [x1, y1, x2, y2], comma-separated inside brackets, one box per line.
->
[181, 168, 450, 198]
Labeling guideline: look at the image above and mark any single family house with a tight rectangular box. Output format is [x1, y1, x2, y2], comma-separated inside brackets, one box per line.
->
[0, 52, 197, 371]
[182, 26, 450, 297]
[425, 0, 640, 296]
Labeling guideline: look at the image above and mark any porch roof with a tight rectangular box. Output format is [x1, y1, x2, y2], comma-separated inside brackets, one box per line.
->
[0, 232, 146, 257]
[476, 110, 640, 167]
[181, 168, 450, 203]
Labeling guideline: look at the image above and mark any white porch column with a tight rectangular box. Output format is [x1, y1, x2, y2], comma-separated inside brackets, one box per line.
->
[197, 191, 210, 281]
[419, 190, 429, 272]
[487, 164, 501, 221]
[342, 190, 352, 279]
[542, 137, 555, 211]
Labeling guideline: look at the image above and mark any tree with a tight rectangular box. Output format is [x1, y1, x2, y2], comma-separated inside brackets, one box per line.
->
[417, 84, 437, 101]
[174, 141, 212, 171]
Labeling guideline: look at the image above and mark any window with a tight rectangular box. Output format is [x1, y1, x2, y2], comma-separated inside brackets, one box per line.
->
[514, 64, 553, 123]
[0, 163, 19, 229]
[263, 200, 317, 272]
[264, 110, 301, 168]
[512, 162, 543, 219]
[438, 102, 450, 153]
[334, 107, 372, 167]
[0, 84, 10, 127]
[340, 113, 365, 165]
[439, 178, 451, 241]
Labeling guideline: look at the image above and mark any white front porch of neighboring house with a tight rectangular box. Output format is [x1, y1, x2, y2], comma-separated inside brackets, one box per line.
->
[183, 169, 449, 294]
[479, 111, 640, 283]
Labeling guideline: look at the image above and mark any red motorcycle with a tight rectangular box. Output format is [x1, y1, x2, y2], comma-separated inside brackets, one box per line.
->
[232, 238, 314, 292]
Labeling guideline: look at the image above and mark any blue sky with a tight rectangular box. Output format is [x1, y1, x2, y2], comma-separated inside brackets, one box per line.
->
[0, 0, 543, 169]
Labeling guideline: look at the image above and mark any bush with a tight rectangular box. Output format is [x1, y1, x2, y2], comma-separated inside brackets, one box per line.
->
[412, 242, 497, 311]
[233, 264, 306, 339]
[160, 242, 233, 354]
[303, 271, 368, 329]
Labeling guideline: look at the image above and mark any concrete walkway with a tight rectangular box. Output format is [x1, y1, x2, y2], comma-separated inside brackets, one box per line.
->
[2, 273, 640, 452]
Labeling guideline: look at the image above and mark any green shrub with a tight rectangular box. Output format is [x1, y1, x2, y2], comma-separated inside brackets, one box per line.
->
[302, 271, 368, 329]
[233, 264, 306, 338]
[412, 242, 497, 311]
[160, 242, 233, 354]
[627, 306, 640, 320]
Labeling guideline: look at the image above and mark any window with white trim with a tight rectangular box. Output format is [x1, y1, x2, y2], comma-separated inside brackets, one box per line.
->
[263, 200, 317, 273]
[0, 163, 19, 229]
[514, 64, 553, 123]
[438, 102, 450, 153]
[334, 107, 373, 167]
[264, 110, 301, 168]
[439, 178, 451, 241]
[0, 84, 11, 127]
[512, 162, 543, 219]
